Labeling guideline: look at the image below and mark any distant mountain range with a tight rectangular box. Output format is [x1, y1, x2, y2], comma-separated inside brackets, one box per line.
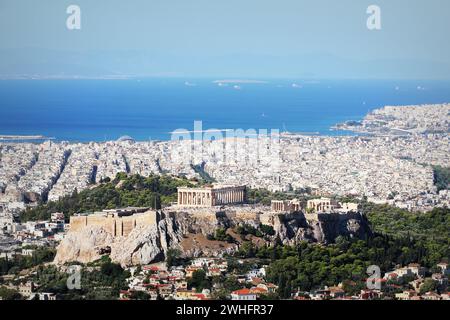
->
[2, 48, 450, 79]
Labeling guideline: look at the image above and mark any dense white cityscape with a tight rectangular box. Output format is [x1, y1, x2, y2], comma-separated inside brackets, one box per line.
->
[0, 104, 449, 228]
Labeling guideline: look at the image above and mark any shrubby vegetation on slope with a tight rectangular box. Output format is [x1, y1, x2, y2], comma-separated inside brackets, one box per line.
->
[237, 204, 449, 298]
[29, 256, 130, 300]
[361, 202, 450, 243]
[21, 173, 195, 222]
[0, 247, 56, 276]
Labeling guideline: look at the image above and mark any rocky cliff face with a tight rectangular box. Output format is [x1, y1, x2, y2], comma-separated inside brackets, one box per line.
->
[54, 226, 115, 264]
[272, 212, 371, 245]
[54, 210, 371, 267]
[55, 212, 187, 266]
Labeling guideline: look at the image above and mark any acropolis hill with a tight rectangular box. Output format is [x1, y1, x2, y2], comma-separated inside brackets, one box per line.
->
[55, 190, 369, 266]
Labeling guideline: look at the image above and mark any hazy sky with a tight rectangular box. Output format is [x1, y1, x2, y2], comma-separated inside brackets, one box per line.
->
[1, 0, 450, 78]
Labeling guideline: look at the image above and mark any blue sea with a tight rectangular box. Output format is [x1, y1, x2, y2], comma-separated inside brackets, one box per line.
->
[0, 79, 449, 142]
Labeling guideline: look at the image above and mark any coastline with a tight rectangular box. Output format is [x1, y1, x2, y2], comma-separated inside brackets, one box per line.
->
[1, 79, 450, 142]
[0, 135, 55, 141]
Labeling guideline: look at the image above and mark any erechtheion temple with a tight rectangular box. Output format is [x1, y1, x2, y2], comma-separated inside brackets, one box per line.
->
[271, 199, 302, 213]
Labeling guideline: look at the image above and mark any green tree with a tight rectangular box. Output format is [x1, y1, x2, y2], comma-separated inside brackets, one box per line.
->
[433, 166, 450, 191]
[0, 287, 22, 300]
[188, 269, 211, 292]
[420, 278, 437, 294]
[166, 248, 182, 268]
[129, 290, 150, 300]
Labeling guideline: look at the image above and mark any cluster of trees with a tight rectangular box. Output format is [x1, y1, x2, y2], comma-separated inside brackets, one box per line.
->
[362, 203, 450, 241]
[259, 234, 443, 298]
[166, 249, 190, 268]
[234, 204, 449, 298]
[32, 265, 74, 298]
[0, 247, 56, 276]
[187, 269, 211, 292]
[30, 256, 130, 300]
[433, 166, 450, 191]
[210, 275, 244, 299]
[207, 228, 234, 243]
[187, 269, 244, 298]
[82, 258, 130, 299]
[20, 173, 195, 222]
[235, 224, 275, 238]
[361, 203, 450, 267]
[0, 286, 21, 300]
[206, 224, 276, 243]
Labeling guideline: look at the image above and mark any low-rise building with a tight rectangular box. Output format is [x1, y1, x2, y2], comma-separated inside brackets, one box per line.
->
[231, 288, 257, 300]
[395, 290, 419, 300]
[29, 292, 57, 300]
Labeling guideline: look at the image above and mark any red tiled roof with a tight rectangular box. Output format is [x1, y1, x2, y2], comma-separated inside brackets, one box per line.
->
[232, 288, 254, 295]
[250, 287, 268, 294]
[143, 265, 160, 271]
[251, 277, 263, 283]
[408, 263, 421, 267]
[186, 267, 201, 271]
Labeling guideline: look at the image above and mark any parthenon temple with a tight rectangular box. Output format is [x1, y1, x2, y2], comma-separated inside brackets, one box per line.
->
[177, 185, 246, 207]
